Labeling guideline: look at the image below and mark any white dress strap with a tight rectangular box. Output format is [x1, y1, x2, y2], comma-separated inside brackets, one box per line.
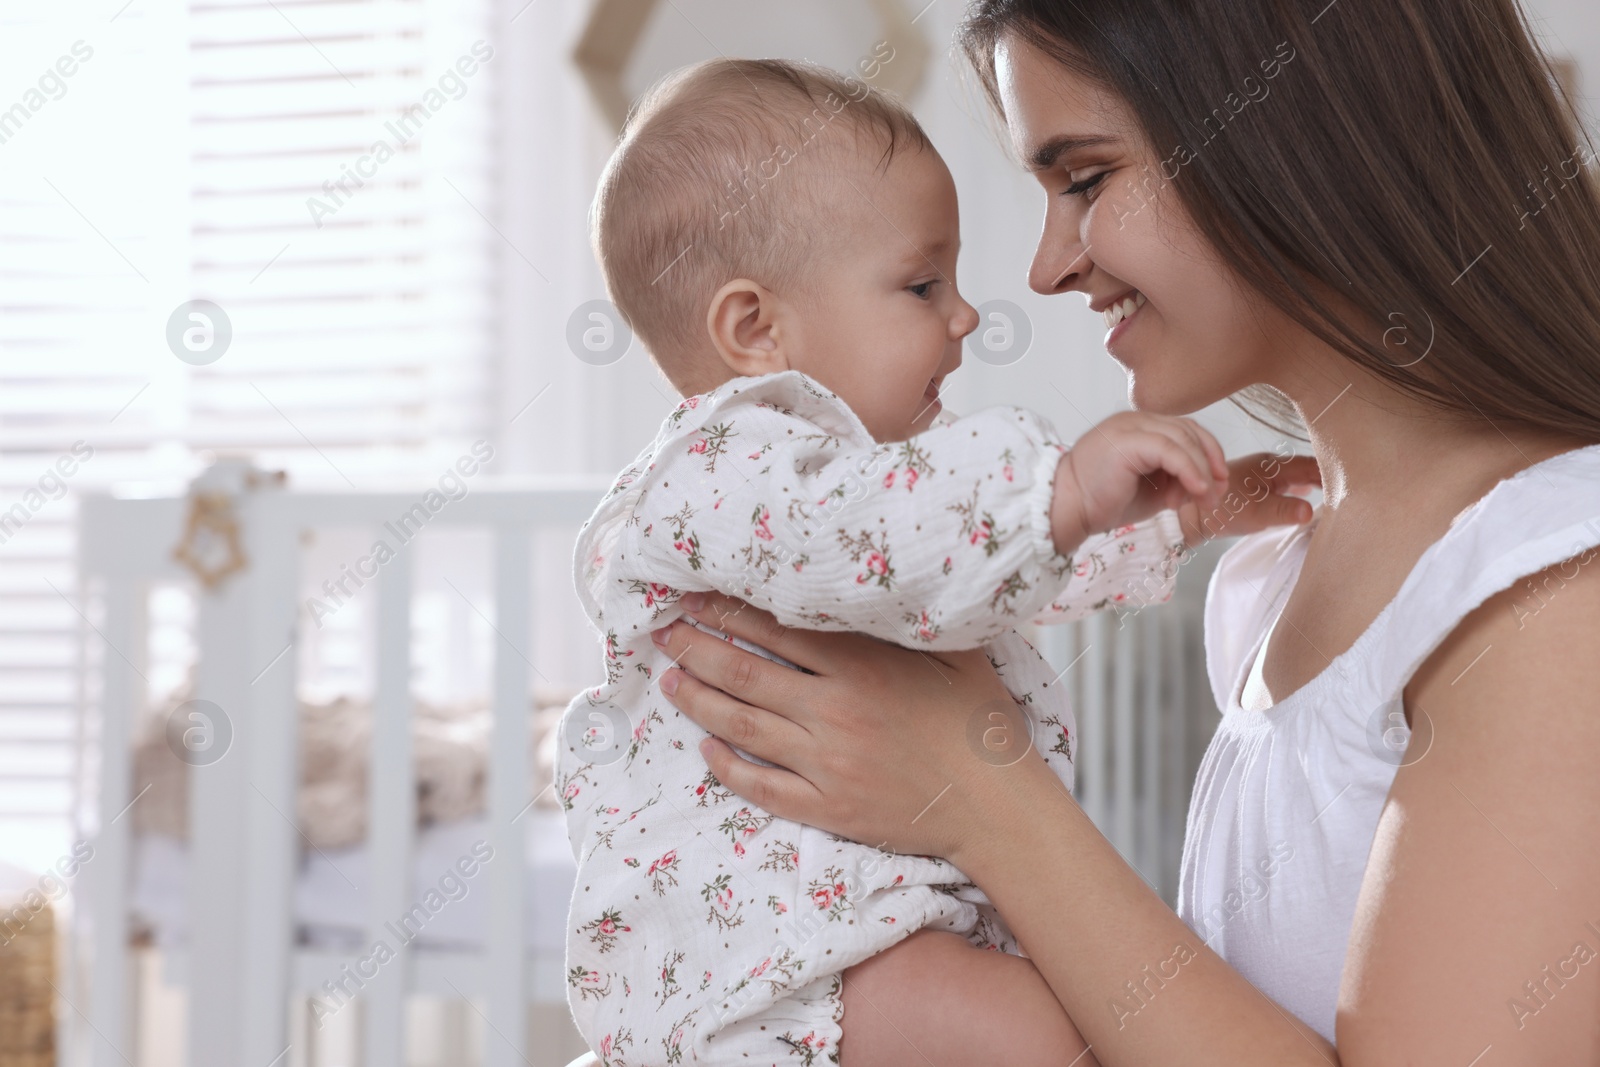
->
[1202, 520, 1309, 713]
[1373, 443, 1600, 697]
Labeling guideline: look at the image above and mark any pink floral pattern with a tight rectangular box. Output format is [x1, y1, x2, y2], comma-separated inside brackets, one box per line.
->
[556, 370, 1187, 1065]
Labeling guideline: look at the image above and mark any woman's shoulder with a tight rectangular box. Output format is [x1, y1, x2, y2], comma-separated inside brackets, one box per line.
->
[1346, 457, 1600, 1061]
[1373, 441, 1600, 694]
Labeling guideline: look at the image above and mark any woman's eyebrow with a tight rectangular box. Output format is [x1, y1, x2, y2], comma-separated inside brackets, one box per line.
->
[1024, 133, 1116, 172]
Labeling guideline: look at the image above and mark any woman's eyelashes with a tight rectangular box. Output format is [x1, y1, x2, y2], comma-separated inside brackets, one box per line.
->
[1064, 170, 1109, 198]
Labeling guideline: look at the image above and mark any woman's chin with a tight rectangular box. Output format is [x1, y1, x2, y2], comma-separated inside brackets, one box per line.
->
[1124, 372, 1220, 417]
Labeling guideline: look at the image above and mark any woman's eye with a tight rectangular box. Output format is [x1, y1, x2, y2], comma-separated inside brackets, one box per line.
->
[1065, 171, 1109, 198]
[908, 281, 936, 299]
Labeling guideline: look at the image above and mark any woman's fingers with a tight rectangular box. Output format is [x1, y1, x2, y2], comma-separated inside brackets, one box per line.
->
[653, 616, 813, 732]
[673, 591, 835, 675]
[697, 734, 821, 822]
[1267, 453, 1323, 490]
[652, 653, 811, 764]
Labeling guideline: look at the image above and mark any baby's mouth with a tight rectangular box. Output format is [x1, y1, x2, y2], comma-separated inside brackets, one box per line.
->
[1103, 290, 1147, 329]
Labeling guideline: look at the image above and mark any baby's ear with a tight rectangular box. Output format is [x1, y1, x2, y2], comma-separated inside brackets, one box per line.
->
[706, 279, 790, 377]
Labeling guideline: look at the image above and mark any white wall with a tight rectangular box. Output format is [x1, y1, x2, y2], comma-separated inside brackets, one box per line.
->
[1526, 0, 1600, 125]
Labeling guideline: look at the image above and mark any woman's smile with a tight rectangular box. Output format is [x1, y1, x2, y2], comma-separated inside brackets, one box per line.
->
[1098, 289, 1146, 350]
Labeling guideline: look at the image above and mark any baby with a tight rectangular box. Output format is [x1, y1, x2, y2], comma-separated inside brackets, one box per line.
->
[557, 58, 1304, 1066]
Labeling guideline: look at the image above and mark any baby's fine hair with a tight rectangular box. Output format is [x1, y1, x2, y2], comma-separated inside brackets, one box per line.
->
[590, 57, 932, 394]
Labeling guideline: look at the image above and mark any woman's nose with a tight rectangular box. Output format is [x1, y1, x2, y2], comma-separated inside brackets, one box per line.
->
[1028, 214, 1090, 296]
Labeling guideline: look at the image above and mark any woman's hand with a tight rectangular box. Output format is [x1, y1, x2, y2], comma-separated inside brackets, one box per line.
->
[1175, 450, 1322, 547]
[650, 591, 1058, 861]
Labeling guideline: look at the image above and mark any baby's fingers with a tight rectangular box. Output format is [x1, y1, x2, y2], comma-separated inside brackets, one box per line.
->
[1179, 418, 1228, 483]
[1132, 428, 1222, 507]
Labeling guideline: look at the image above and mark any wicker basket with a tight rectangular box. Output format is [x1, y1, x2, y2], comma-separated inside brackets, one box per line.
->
[0, 883, 55, 1067]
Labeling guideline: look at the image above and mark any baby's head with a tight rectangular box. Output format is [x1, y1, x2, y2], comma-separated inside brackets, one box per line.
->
[592, 58, 979, 442]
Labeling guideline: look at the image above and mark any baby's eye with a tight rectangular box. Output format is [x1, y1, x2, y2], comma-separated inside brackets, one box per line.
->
[908, 281, 937, 300]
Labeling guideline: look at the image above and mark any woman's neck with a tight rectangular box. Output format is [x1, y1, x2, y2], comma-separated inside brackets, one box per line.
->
[1279, 354, 1589, 529]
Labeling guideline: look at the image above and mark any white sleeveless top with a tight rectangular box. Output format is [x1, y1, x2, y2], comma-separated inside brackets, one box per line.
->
[1177, 443, 1600, 1042]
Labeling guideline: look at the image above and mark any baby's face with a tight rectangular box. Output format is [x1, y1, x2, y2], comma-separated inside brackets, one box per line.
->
[786, 146, 977, 442]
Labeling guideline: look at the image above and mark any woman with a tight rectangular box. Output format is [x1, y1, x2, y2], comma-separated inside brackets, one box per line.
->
[649, 0, 1600, 1063]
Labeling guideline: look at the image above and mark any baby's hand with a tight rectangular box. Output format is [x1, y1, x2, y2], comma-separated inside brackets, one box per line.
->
[1174, 451, 1321, 546]
[1049, 411, 1228, 555]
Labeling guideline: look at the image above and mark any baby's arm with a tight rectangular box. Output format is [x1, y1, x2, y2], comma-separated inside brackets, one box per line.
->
[1028, 435, 1323, 625]
[614, 379, 1221, 649]
[1028, 512, 1188, 625]
[840, 928, 1096, 1067]
[616, 389, 1074, 648]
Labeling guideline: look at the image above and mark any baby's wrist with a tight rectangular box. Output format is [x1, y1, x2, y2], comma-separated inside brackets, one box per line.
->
[1048, 451, 1094, 557]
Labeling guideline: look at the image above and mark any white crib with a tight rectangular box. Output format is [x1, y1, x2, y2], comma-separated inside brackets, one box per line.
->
[66, 458, 1225, 1067]
[70, 459, 608, 1067]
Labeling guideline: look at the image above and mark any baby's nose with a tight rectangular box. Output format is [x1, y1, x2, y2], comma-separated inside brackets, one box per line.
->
[952, 297, 980, 339]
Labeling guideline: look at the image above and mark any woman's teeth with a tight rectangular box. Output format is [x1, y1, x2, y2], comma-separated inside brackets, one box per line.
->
[1104, 291, 1147, 329]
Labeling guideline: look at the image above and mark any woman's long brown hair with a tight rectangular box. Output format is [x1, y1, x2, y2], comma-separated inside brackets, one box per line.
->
[958, 0, 1600, 440]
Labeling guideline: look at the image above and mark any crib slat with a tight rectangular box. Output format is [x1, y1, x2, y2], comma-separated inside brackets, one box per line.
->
[240, 508, 302, 1065]
[365, 549, 415, 1066]
[188, 531, 257, 1066]
[87, 573, 138, 1067]
[484, 526, 531, 1067]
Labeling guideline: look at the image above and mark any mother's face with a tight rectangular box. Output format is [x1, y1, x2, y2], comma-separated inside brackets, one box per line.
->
[995, 34, 1290, 415]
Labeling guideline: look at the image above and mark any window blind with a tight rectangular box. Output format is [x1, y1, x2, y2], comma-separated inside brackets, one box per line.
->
[0, 0, 499, 876]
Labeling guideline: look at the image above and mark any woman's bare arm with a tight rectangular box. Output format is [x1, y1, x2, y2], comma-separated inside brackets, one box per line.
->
[1339, 557, 1600, 1064]
[652, 593, 1329, 1065]
[654, 560, 1600, 1065]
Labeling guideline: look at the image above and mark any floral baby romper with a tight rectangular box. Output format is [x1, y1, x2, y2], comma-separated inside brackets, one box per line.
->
[557, 370, 1186, 1065]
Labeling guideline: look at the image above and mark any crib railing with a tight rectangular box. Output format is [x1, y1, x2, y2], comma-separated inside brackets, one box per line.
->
[74, 461, 607, 1067]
